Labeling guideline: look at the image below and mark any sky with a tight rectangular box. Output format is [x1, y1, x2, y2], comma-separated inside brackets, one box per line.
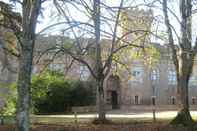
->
[1, 0, 197, 44]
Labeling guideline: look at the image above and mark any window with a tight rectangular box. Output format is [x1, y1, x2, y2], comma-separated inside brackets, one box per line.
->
[48, 63, 64, 72]
[151, 96, 156, 105]
[168, 70, 176, 85]
[132, 70, 140, 77]
[192, 97, 196, 105]
[151, 69, 159, 81]
[189, 74, 197, 86]
[56, 37, 62, 45]
[134, 95, 139, 105]
[79, 65, 90, 81]
[171, 96, 176, 105]
[131, 67, 143, 83]
[48, 63, 55, 70]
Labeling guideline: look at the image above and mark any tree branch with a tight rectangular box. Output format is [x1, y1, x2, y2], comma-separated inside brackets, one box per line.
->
[162, 0, 179, 70]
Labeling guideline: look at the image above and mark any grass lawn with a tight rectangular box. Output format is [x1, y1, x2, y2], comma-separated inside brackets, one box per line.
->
[1, 114, 197, 131]
[1, 117, 197, 131]
[1, 113, 197, 125]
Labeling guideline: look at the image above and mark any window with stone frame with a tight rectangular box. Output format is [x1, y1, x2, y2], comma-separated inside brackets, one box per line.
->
[151, 69, 159, 82]
[48, 63, 55, 70]
[48, 63, 64, 72]
[192, 97, 196, 105]
[130, 67, 143, 83]
[168, 70, 176, 85]
[189, 73, 197, 86]
[134, 95, 139, 105]
[79, 65, 90, 81]
[171, 96, 176, 105]
[151, 96, 156, 105]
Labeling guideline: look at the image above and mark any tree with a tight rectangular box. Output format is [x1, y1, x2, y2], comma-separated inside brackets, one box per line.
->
[93, 0, 106, 121]
[51, 0, 155, 122]
[15, 0, 41, 130]
[162, 0, 197, 125]
[0, 83, 17, 116]
[1, 0, 42, 130]
[0, 1, 20, 73]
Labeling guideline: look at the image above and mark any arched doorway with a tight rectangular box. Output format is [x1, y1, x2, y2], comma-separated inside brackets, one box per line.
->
[106, 75, 121, 109]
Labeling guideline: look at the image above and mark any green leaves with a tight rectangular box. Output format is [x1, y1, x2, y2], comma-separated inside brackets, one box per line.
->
[0, 83, 17, 116]
[31, 70, 95, 114]
[31, 70, 65, 100]
[63, 39, 73, 50]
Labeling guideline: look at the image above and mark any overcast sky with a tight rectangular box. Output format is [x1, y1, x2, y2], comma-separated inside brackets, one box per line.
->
[2, 0, 197, 44]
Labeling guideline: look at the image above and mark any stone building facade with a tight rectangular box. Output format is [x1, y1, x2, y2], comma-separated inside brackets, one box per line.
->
[103, 8, 197, 109]
[1, 8, 197, 110]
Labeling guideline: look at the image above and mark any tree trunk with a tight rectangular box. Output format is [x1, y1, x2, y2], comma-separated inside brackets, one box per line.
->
[93, 0, 107, 122]
[16, 40, 34, 131]
[171, 0, 195, 126]
[96, 78, 106, 121]
[162, 0, 195, 126]
[16, 0, 41, 131]
[172, 77, 193, 125]
[171, 52, 194, 126]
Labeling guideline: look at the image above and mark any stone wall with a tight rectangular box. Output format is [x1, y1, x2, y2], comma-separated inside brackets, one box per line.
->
[121, 105, 197, 111]
[71, 105, 197, 113]
[71, 105, 112, 113]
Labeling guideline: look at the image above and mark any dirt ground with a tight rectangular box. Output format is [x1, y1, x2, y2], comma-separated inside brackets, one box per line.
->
[1, 123, 197, 131]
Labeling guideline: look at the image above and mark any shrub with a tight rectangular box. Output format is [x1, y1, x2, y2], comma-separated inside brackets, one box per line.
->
[0, 83, 17, 116]
[33, 80, 71, 114]
[32, 70, 96, 114]
[31, 70, 70, 113]
[70, 80, 96, 106]
[0, 70, 96, 115]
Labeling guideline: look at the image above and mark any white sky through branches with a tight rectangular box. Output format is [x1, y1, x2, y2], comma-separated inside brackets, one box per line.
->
[1, 0, 197, 45]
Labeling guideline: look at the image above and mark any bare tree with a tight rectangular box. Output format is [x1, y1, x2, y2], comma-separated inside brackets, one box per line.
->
[51, 0, 155, 122]
[162, 0, 197, 125]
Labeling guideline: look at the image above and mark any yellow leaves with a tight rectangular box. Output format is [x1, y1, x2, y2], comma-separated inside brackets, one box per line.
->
[143, 45, 160, 69]
[0, 29, 19, 55]
[3, 31, 17, 48]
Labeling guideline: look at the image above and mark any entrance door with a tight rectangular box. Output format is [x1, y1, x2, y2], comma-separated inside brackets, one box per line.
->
[111, 91, 118, 109]
[135, 95, 139, 105]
